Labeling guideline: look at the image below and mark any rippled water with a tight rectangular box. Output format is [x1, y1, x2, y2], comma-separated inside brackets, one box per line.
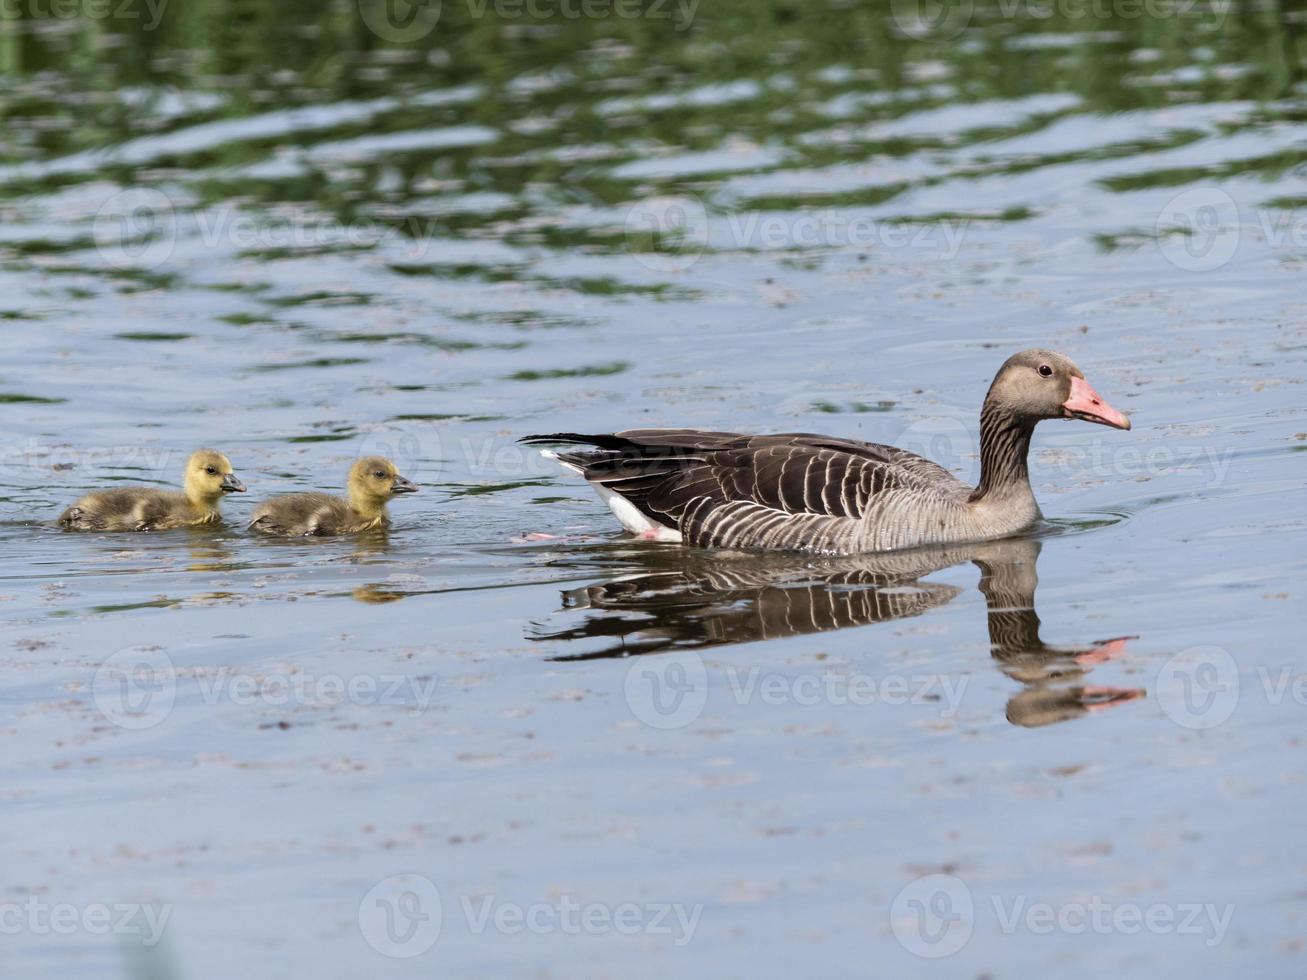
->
[1, 3, 1306, 978]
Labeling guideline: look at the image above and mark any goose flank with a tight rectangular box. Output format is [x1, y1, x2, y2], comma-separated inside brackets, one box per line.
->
[58, 449, 246, 531]
[523, 349, 1131, 556]
[248, 456, 418, 536]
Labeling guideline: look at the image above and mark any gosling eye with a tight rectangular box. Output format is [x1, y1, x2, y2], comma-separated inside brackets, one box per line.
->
[373, 470, 386, 479]
[205, 466, 218, 475]
[1038, 364, 1054, 378]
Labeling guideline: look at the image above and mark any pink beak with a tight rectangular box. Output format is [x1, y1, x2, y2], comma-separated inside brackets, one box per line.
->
[1063, 376, 1131, 430]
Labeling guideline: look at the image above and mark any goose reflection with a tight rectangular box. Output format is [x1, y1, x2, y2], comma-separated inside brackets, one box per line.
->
[530, 537, 1143, 728]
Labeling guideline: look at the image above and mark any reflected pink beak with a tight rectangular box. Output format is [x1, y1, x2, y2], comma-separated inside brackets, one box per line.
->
[1074, 636, 1131, 666]
[1063, 376, 1131, 430]
[1079, 686, 1147, 713]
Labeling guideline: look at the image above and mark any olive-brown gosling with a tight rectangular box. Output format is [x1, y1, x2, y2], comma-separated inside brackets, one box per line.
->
[248, 456, 418, 536]
[59, 449, 246, 531]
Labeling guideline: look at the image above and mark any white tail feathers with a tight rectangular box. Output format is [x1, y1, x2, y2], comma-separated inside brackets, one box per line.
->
[539, 448, 585, 475]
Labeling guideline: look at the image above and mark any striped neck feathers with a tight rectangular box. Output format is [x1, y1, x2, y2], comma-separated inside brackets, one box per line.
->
[970, 402, 1036, 503]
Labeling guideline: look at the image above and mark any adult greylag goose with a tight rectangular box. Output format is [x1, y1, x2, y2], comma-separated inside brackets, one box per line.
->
[523, 349, 1130, 555]
[59, 449, 246, 531]
[248, 456, 418, 536]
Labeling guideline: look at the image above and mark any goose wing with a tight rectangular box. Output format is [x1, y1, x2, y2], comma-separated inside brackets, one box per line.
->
[523, 429, 968, 552]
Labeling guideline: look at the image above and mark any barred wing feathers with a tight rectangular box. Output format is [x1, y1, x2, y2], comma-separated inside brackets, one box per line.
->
[523, 429, 969, 553]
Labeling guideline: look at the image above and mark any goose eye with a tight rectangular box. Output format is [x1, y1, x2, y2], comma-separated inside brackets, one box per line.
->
[1038, 364, 1053, 378]
[205, 466, 217, 474]
[374, 470, 386, 479]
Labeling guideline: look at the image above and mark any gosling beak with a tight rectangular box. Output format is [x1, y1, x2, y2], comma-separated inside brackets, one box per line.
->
[391, 474, 419, 495]
[220, 473, 247, 493]
[1063, 376, 1131, 430]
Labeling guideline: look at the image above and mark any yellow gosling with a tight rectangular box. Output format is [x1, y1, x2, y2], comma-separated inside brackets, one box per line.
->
[59, 449, 246, 531]
[248, 456, 418, 536]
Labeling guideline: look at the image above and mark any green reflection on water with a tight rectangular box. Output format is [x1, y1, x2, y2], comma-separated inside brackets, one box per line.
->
[0, 0, 1301, 289]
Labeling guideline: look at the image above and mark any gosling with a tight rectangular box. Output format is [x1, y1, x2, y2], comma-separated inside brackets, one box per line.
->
[59, 449, 247, 531]
[248, 456, 418, 536]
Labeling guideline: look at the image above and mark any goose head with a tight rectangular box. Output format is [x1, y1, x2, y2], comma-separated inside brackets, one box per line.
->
[348, 456, 419, 517]
[986, 349, 1131, 430]
[183, 450, 245, 508]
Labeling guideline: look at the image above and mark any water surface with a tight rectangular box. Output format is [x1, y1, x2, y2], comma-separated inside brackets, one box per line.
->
[0, 3, 1305, 977]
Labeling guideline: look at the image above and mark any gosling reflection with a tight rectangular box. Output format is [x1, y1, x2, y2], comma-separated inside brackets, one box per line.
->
[184, 527, 234, 573]
[531, 538, 1143, 728]
[352, 583, 408, 603]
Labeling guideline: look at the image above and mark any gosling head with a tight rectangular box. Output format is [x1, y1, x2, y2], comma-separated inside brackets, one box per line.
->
[985, 349, 1131, 430]
[347, 456, 419, 517]
[183, 450, 246, 509]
